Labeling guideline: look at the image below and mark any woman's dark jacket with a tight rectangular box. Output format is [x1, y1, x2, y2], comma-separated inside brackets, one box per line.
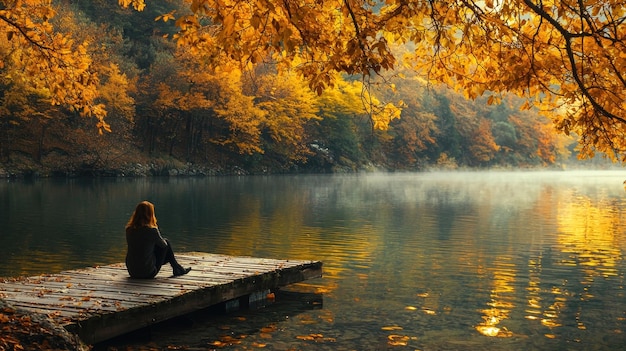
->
[125, 226, 167, 278]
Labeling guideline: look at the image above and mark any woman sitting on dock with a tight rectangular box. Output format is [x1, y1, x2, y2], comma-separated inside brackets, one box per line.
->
[125, 201, 191, 278]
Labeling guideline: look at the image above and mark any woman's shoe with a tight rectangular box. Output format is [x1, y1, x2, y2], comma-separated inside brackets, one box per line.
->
[173, 266, 191, 276]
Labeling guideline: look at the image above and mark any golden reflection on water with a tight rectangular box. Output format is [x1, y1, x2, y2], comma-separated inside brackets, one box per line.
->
[211, 187, 383, 295]
[556, 195, 622, 279]
[545, 192, 624, 335]
[476, 255, 516, 337]
[560, 192, 621, 337]
[477, 182, 625, 340]
[4, 172, 626, 350]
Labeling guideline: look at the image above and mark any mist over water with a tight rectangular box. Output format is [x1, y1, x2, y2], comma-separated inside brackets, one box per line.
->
[2, 170, 626, 350]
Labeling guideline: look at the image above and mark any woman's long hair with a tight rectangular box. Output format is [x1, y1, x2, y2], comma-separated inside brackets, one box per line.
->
[126, 201, 158, 230]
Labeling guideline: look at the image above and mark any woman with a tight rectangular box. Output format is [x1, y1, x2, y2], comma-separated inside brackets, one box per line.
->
[125, 201, 191, 278]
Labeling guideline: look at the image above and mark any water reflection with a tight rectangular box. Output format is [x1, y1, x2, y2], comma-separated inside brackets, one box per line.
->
[2, 171, 626, 350]
[476, 255, 517, 337]
[557, 195, 622, 278]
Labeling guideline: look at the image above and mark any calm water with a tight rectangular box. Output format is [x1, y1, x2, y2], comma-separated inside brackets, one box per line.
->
[2, 171, 626, 350]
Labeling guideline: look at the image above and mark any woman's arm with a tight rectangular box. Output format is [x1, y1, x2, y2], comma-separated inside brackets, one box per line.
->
[154, 228, 168, 248]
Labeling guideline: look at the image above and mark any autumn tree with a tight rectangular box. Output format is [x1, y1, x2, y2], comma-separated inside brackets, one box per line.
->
[312, 78, 374, 169]
[0, 2, 139, 173]
[0, 71, 60, 163]
[0, 0, 600, 173]
[118, 0, 626, 162]
[386, 106, 438, 169]
[77, 0, 187, 69]
[137, 47, 265, 161]
[246, 66, 321, 167]
[209, 65, 267, 156]
[444, 92, 501, 167]
[467, 119, 500, 166]
[0, 0, 108, 132]
[368, 72, 437, 169]
[167, 51, 268, 157]
[142, 49, 214, 157]
[508, 111, 565, 166]
[425, 91, 463, 163]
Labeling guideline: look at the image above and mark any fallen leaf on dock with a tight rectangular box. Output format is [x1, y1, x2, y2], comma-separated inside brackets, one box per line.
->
[260, 325, 276, 333]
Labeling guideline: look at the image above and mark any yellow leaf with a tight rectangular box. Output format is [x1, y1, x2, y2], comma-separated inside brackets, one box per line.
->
[381, 326, 403, 331]
[387, 334, 410, 346]
[223, 14, 235, 35]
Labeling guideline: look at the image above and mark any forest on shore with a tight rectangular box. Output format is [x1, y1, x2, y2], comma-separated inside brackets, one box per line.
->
[0, 1, 614, 178]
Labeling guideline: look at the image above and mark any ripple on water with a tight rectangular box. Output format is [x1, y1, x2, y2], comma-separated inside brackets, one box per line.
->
[3, 172, 626, 350]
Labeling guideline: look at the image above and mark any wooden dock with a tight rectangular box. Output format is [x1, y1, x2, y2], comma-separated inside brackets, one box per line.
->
[0, 252, 322, 344]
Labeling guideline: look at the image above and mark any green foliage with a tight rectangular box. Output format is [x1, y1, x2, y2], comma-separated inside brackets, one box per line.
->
[492, 121, 518, 150]
[74, 0, 184, 69]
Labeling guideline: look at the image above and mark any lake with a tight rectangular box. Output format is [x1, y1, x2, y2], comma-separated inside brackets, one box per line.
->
[1, 171, 626, 350]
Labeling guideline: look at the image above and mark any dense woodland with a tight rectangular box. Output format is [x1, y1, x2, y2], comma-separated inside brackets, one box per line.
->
[0, 0, 620, 176]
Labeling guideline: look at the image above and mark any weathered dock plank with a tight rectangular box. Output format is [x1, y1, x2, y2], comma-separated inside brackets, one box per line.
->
[0, 252, 322, 344]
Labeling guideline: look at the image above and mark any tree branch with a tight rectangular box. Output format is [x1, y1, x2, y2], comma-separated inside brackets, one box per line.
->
[521, 0, 626, 125]
[0, 14, 53, 52]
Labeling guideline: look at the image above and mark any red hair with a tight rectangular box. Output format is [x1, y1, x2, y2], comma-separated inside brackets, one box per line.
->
[126, 201, 158, 229]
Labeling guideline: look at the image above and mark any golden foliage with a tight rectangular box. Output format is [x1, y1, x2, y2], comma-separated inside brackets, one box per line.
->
[97, 63, 135, 122]
[144, 0, 626, 160]
[0, 0, 108, 133]
[251, 68, 321, 162]
[469, 119, 500, 164]
[6, 0, 624, 161]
